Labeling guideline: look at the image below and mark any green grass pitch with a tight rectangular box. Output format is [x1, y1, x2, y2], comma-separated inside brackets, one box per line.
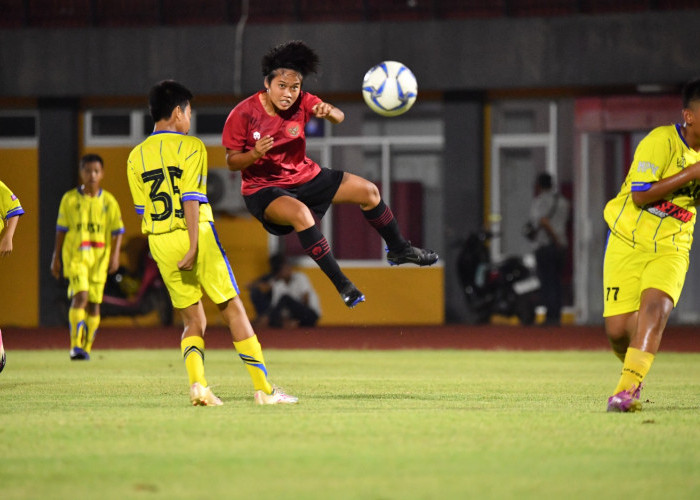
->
[1, 349, 699, 499]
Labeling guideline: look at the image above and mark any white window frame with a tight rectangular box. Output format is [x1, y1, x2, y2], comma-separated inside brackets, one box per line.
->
[84, 108, 232, 146]
[489, 101, 557, 260]
[293, 120, 443, 266]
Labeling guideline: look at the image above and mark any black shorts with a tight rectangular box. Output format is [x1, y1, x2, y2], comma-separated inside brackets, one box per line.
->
[243, 168, 345, 236]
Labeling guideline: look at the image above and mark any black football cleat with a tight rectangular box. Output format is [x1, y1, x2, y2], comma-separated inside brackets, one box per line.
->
[340, 282, 365, 308]
[386, 244, 439, 267]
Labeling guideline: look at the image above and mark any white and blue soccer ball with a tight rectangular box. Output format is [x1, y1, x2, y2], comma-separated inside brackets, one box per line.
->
[362, 61, 417, 117]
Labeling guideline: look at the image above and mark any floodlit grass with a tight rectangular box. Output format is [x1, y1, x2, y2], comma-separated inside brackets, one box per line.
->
[1, 349, 699, 499]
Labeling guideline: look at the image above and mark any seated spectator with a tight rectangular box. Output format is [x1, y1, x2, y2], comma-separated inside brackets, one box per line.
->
[254, 254, 321, 328]
[247, 253, 285, 321]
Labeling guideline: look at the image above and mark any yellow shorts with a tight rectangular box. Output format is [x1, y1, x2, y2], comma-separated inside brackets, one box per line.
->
[65, 250, 108, 303]
[603, 232, 689, 317]
[148, 222, 239, 309]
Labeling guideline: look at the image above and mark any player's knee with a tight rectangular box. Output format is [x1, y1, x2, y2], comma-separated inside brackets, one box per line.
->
[604, 316, 628, 341]
[182, 315, 206, 336]
[288, 205, 315, 229]
[364, 181, 381, 207]
[71, 292, 88, 309]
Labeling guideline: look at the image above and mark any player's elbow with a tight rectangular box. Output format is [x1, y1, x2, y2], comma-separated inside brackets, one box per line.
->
[225, 150, 240, 171]
[631, 191, 650, 207]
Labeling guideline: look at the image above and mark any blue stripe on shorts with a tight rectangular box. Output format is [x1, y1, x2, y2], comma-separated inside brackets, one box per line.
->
[209, 222, 239, 295]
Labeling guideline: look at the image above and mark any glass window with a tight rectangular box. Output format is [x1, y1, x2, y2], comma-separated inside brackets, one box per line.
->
[91, 113, 131, 136]
[195, 112, 228, 136]
[0, 115, 37, 138]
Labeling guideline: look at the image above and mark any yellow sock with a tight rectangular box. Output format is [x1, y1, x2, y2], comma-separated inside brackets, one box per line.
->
[234, 335, 273, 394]
[181, 336, 207, 387]
[68, 307, 86, 349]
[84, 314, 100, 353]
[613, 347, 655, 394]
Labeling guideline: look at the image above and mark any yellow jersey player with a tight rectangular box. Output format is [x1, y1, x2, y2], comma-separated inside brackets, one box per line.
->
[603, 78, 700, 412]
[0, 179, 24, 257]
[51, 154, 125, 361]
[127, 80, 296, 406]
[0, 179, 25, 373]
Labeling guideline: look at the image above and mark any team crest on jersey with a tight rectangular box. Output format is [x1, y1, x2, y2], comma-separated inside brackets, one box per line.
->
[677, 157, 686, 169]
[253, 131, 261, 140]
[286, 122, 301, 138]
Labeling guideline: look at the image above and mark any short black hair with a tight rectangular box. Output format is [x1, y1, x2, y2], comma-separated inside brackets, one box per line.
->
[261, 40, 319, 83]
[269, 252, 287, 276]
[80, 153, 104, 169]
[682, 78, 700, 109]
[148, 80, 193, 122]
[536, 172, 553, 190]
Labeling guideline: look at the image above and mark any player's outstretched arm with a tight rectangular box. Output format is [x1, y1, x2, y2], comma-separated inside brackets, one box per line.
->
[312, 102, 344, 124]
[632, 162, 700, 207]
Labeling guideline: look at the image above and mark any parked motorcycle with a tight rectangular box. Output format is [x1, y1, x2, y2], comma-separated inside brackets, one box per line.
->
[456, 231, 539, 325]
[100, 250, 173, 325]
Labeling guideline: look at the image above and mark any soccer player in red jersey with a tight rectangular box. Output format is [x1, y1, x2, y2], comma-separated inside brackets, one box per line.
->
[223, 40, 438, 308]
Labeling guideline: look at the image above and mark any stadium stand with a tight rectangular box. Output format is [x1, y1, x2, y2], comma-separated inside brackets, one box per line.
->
[0, 0, 697, 29]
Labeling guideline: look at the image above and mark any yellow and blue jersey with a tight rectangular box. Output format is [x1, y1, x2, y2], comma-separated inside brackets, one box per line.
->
[56, 187, 125, 265]
[0, 180, 24, 232]
[127, 131, 213, 235]
[604, 124, 700, 255]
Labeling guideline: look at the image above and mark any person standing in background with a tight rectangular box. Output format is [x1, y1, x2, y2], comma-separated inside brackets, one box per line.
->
[528, 172, 570, 327]
[51, 155, 124, 360]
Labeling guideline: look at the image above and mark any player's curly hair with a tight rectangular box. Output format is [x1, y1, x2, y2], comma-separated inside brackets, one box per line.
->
[261, 40, 319, 82]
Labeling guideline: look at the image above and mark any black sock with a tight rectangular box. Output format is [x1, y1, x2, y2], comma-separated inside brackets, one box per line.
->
[297, 226, 349, 292]
[362, 200, 408, 252]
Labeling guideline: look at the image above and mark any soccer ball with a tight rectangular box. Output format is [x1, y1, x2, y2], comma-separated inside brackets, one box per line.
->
[362, 61, 418, 117]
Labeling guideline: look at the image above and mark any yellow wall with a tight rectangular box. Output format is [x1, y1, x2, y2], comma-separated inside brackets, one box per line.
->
[305, 266, 444, 326]
[0, 142, 444, 327]
[0, 149, 40, 326]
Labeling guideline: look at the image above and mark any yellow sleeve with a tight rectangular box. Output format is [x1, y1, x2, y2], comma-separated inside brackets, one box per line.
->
[127, 153, 147, 218]
[180, 138, 208, 204]
[56, 192, 70, 232]
[106, 193, 125, 236]
[0, 180, 24, 221]
[628, 132, 673, 191]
